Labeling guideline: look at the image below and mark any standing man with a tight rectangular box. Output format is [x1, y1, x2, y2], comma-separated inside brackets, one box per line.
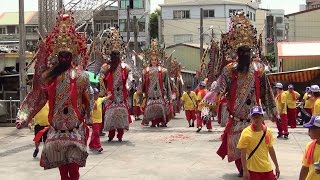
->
[275, 82, 289, 139]
[286, 84, 300, 128]
[214, 11, 278, 178]
[311, 85, 320, 116]
[99, 28, 131, 142]
[302, 87, 313, 124]
[237, 106, 280, 180]
[196, 81, 209, 132]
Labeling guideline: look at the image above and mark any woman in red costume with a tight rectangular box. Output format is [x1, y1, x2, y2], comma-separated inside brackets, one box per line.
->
[141, 39, 171, 127]
[15, 12, 91, 180]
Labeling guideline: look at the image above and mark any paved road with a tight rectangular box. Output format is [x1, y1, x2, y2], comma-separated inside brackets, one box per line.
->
[0, 113, 311, 180]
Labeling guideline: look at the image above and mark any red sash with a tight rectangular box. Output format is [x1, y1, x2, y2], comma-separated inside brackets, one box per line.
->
[306, 140, 317, 165]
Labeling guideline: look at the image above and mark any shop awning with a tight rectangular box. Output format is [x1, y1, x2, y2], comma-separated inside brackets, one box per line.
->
[267, 67, 320, 83]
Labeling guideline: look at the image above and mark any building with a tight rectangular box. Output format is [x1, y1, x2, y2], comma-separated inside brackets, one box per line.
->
[265, 9, 285, 53]
[306, 0, 320, 9]
[93, 7, 118, 37]
[160, 0, 257, 46]
[0, 12, 39, 52]
[118, 0, 151, 48]
[285, 7, 320, 42]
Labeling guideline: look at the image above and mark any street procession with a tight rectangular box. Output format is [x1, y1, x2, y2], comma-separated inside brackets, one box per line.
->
[1, 0, 320, 180]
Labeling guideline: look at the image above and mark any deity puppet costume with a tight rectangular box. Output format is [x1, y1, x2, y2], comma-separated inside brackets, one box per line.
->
[16, 12, 91, 170]
[142, 39, 172, 127]
[97, 28, 131, 141]
[211, 12, 277, 173]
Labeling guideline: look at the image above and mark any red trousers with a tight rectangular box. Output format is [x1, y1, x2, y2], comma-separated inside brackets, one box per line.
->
[89, 123, 102, 150]
[196, 111, 212, 129]
[59, 163, 80, 180]
[287, 108, 297, 128]
[276, 114, 288, 135]
[247, 170, 276, 180]
[108, 128, 124, 140]
[185, 110, 196, 121]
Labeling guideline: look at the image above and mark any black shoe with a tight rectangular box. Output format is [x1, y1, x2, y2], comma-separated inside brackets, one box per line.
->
[97, 148, 103, 153]
[284, 135, 289, 139]
[108, 138, 113, 142]
[33, 149, 39, 158]
[277, 134, 283, 139]
[191, 122, 195, 127]
[118, 138, 122, 142]
[150, 125, 156, 127]
[196, 128, 202, 133]
[189, 125, 192, 127]
[237, 171, 243, 177]
[100, 132, 106, 137]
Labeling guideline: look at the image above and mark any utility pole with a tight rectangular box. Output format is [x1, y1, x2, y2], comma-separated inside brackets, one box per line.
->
[19, 0, 26, 101]
[126, 6, 130, 43]
[200, 8, 204, 61]
[211, 28, 214, 39]
[158, 14, 162, 43]
[133, 16, 139, 68]
[273, 21, 279, 72]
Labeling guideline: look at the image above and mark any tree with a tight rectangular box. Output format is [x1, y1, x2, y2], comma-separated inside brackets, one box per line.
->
[150, 9, 160, 39]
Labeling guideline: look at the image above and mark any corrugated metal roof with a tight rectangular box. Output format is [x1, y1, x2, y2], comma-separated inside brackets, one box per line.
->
[167, 43, 209, 49]
[160, 0, 256, 8]
[278, 41, 320, 58]
[0, 11, 37, 25]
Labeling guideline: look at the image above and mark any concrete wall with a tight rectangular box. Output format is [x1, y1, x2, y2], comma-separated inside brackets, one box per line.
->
[286, 9, 320, 41]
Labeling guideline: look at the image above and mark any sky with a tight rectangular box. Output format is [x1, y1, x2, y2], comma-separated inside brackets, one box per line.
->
[0, 0, 308, 15]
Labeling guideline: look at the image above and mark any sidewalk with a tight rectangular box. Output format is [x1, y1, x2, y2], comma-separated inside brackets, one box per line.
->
[0, 113, 310, 180]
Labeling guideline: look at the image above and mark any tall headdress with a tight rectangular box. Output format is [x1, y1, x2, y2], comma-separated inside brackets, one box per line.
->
[101, 27, 126, 59]
[144, 39, 164, 66]
[45, 12, 88, 68]
[227, 11, 258, 51]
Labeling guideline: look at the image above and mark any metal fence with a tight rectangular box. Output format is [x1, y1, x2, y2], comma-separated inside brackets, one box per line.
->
[0, 98, 20, 124]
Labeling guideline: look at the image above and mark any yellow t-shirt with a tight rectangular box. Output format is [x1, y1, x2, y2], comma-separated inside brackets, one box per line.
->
[285, 90, 300, 109]
[34, 103, 49, 126]
[276, 91, 287, 114]
[91, 97, 106, 124]
[302, 141, 320, 180]
[313, 98, 320, 115]
[133, 92, 140, 107]
[237, 126, 275, 172]
[304, 93, 314, 109]
[181, 91, 197, 111]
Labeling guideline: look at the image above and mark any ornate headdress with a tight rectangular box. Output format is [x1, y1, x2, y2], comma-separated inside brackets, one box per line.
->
[227, 11, 258, 50]
[45, 12, 88, 67]
[101, 27, 126, 58]
[144, 39, 164, 66]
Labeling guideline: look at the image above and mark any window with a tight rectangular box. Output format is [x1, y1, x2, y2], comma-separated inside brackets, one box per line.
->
[96, 21, 101, 32]
[112, 20, 118, 28]
[119, 19, 134, 32]
[174, 34, 192, 44]
[203, 10, 215, 18]
[250, 12, 252, 20]
[253, 13, 256, 21]
[0, 27, 5, 34]
[276, 17, 283, 24]
[7, 26, 16, 34]
[120, 0, 143, 9]
[26, 26, 37, 34]
[276, 30, 284, 37]
[229, 9, 243, 16]
[173, 10, 190, 19]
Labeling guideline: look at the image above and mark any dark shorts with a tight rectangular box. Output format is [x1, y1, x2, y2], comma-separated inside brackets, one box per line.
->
[34, 124, 48, 142]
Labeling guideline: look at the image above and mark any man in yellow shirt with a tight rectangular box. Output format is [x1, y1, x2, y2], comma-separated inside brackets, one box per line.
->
[32, 102, 49, 158]
[237, 106, 280, 180]
[89, 88, 107, 153]
[302, 87, 313, 124]
[299, 115, 320, 180]
[275, 83, 289, 139]
[285, 84, 300, 128]
[311, 85, 320, 116]
[181, 85, 197, 127]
